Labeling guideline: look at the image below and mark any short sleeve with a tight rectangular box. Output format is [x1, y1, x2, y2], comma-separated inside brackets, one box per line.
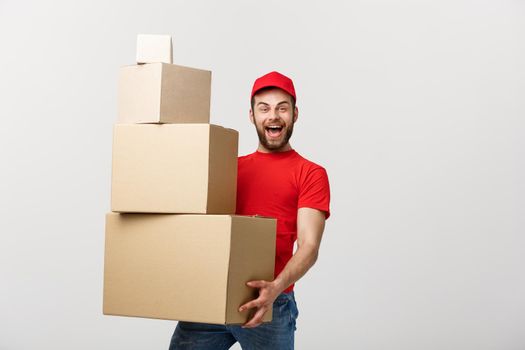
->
[298, 167, 331, 219]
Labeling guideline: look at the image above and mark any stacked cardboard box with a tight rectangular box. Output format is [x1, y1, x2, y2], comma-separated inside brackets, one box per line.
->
[103, 35, 276, 324]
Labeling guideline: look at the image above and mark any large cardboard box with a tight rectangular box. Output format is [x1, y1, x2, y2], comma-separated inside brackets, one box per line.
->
[118, 63, 211, 123]
[103, 213, 276, 324]
[111, 123, 238, 214]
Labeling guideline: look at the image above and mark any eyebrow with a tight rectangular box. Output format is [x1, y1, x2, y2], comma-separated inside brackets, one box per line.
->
[256, 101, 290, 107]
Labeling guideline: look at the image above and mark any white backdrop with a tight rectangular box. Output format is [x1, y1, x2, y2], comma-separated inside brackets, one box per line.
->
[1, 1, 524, 349]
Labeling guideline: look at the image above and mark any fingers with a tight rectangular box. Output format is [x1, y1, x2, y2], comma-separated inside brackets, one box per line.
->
[242, 306, 268, 328]
[238, 279, 274, 328]
[238, 280, 267, 311]
[246, 280, 267, 288]
[239, 299, 260, 312]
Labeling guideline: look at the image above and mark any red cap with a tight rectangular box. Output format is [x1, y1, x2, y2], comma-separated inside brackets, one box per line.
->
[251, 71, 296, 101]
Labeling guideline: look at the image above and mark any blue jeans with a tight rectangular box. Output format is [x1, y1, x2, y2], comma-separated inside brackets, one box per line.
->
[168, 292, 299, 350]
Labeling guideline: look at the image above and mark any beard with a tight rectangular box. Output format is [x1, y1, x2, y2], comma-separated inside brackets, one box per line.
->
[254, 119, 295, 151]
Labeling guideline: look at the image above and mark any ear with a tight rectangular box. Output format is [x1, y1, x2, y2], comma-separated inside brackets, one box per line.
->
[293, 106, 299, 123]
[249, 109, 255, 124]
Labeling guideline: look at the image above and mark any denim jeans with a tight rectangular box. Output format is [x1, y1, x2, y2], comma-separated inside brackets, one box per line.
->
[168, 292, 299, 350]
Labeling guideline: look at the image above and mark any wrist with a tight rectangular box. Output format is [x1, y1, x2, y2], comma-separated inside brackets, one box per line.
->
[271, 278, 287, 294]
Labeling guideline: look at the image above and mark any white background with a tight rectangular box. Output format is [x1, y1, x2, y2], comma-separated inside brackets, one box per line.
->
[1, 0, 524, 349]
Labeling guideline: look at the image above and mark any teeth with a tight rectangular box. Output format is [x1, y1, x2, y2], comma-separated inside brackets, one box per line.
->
[267, 126, 282, 129]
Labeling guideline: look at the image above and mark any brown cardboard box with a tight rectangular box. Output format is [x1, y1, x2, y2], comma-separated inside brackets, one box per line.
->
[103, 213, 276, 324]
[136, 34, 172, 64]
[111, 123, 238, 214]
[117, 63, 211, 123]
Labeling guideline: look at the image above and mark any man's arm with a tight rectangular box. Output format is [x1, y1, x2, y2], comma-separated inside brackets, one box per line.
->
[239, 207, 326, 328]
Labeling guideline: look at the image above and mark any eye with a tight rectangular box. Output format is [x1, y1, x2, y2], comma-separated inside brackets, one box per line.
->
[278, 106, 288, 112]
[259, 106, 269, 113]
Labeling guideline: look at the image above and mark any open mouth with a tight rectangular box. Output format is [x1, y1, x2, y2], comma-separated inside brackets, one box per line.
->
[265, 125, 284, 139]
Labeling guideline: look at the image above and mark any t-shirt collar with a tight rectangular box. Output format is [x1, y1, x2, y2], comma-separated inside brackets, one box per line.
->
[254, 149, 297, 159]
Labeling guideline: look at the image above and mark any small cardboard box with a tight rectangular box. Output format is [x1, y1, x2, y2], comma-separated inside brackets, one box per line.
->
[103, 213, 276, 324]
[118, 63, 211, 124]
[136, 34, 172, 64]
[111, 123, 238, 214]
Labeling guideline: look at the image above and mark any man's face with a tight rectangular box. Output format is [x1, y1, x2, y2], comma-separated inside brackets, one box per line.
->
[250, 88, 298, 152]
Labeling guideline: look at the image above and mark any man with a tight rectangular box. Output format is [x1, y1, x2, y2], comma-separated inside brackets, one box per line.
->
[169, 71, 330, 350]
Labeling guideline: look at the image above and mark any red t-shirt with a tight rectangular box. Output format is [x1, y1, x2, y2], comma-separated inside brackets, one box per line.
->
[236, 149, 331, 293]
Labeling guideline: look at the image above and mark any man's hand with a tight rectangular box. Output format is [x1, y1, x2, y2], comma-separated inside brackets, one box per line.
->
[238, 280, 281, 328]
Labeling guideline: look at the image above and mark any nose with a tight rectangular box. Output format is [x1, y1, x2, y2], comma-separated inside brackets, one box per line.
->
[269, 107, 280, 120]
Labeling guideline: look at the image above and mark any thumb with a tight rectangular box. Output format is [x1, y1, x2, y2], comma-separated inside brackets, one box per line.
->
[246, 280, 266, 288]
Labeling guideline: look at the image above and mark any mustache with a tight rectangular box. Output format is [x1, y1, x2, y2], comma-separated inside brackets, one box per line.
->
[258, 120, 287, 128]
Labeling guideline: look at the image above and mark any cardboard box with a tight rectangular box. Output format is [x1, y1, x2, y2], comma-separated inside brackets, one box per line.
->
[118, 63, 211, 124]
[136, 34, 172, 64]
[111, 123, 238, 214]
[103, 213, 276, 324]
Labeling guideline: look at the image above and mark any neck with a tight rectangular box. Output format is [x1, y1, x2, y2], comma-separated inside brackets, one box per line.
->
[257, 142, 293, 153]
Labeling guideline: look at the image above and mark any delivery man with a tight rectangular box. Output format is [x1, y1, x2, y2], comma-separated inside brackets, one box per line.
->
[169, 71, 331, 350]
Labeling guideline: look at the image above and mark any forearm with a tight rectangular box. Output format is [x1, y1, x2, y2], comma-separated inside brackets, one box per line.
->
[273, 242, 319, 293]
[272, 207, 326, 293]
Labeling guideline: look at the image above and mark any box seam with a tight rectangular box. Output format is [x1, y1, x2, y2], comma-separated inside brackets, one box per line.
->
[158, 63, 165, 120]
[205, 125, 212, 212]
[225, 216, 233, 323]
